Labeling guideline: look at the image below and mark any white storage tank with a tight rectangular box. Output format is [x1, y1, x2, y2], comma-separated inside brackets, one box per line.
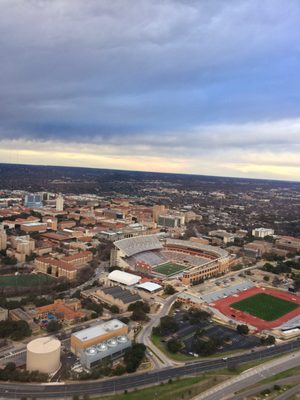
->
[27, 337, 61, 374]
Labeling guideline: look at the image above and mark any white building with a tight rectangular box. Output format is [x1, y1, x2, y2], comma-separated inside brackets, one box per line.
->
[252, 228, 274, 238]
[108, 270, 141, 286]
[0, 226, 7, 250]
[56, 194, 64, 212]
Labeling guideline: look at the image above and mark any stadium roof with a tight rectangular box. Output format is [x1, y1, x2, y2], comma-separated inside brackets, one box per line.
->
[108, 270, 141, 286]
[114, 234, 163, 257]
[136, 282, 162, 292]
[72, 319, 126, 342]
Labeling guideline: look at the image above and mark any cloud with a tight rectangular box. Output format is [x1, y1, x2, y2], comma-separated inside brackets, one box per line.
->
[0, 1, 300, 179]
[1, 118, 300, 180]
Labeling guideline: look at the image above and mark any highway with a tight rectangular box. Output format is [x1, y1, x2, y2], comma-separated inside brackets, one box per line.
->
[230, 375, 300, 400]
[192, 349, 300, 400]
[0, 339, 300, 399]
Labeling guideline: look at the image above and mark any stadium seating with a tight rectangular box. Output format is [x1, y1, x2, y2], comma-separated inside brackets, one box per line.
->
[115, 235, 163, 257]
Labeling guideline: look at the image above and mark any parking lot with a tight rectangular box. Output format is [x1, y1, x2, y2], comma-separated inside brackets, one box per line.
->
[170, 311, 260, 356]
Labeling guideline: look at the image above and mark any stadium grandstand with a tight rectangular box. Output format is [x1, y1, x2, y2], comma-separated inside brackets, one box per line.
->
[111, 236, 234, 285]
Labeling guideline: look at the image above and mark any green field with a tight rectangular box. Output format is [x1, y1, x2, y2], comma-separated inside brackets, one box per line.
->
[0, 273, 54, 287]
[231, 293, 299, 321]
[153, 262, 185, 276]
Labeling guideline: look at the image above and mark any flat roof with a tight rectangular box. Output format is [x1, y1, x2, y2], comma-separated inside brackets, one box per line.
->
[72, 319, 126, 342]
[108, 270, 141, 286]
[102, 286, 141, 304]
[136, 282, 162, 292]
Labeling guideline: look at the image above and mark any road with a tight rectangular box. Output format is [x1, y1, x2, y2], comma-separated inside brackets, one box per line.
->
[275, 383, 300, 400]
[0, 339, 300, 399]
[230, 375, 300, 400]
[192, 349, 300, 400]
[136, 293, 179, 368]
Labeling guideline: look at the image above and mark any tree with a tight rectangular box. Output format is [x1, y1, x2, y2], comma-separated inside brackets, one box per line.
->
[167, 339, 182, 353]
[130, 308, 147, 321]
[124, 343, 146, 373]
[128, 301, 150, 314]
[260, 335, 275, 346]
[46, 320, 62, 333]
[236, 324, 249, 335]
[159, 316, 178, 335]
[110, 305, 119, 314]
[164, 285, 176, 295]
[0, 320, 31, 340]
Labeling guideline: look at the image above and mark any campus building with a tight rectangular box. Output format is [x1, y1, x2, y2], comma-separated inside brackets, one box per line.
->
[71, 319, 131, 369]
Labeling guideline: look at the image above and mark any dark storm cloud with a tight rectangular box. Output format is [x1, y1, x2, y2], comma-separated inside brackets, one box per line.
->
[0, 0, 300, 160]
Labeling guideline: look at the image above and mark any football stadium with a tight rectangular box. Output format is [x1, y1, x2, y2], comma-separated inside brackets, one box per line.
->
[110, 235, 233, 284]
[211, 286, 300, 331]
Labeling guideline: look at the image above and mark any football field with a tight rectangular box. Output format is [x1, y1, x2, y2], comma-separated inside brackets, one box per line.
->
[231, 293, 299, 321]
[153, 262, 185, 276]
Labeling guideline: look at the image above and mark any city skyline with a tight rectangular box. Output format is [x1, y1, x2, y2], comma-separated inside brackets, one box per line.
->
[1, 1, 300, 180]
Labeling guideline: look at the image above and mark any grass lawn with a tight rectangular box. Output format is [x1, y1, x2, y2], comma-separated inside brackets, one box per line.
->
[153, 262, 185, 276]
[231, 293, 299, 321]
[96, 375, 231, 400]
[0, 273, 54, 287]
[260, 365, 300, 383]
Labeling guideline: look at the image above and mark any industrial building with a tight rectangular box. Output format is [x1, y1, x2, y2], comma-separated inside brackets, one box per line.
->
[71, 319, 131, 368]
[26, 337, 61, 374]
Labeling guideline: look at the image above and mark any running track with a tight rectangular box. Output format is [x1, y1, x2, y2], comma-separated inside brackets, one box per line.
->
[211, 286, 300, 330]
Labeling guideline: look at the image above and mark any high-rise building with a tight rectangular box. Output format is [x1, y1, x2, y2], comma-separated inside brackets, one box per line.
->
[0, 226, 7, 250]
[24, 194, 43, 208]
[152, 205, 166, 222]
[56, 194, 64, 212]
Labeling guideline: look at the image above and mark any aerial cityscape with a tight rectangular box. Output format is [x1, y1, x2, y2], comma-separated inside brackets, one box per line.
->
[1, 1, 300, 399]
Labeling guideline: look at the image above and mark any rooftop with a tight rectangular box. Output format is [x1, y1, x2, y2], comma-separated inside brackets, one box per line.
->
[102, 286, 141, 304]
[72, 319, 127, 342]
[108, 270, 141, 286]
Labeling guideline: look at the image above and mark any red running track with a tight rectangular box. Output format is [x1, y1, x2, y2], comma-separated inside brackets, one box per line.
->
[211, 286, 300, 331]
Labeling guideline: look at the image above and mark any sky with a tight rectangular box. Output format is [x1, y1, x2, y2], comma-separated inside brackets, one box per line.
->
[1, 0, 300, 180]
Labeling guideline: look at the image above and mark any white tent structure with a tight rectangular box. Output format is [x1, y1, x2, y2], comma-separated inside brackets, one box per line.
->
[136, 282, 162, 292]
[108, 270, 141, 286]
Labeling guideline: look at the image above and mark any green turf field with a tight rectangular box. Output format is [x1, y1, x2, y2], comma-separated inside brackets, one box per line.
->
[0, 273, 54, 287]
[153, 262, 185, 276]
[231, 293, 299, 321]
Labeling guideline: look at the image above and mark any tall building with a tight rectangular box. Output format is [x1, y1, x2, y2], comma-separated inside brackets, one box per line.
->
[157, 214, 185, 228]
[0, 226, 7, 250]
[24, 194, 43, 208]
[153, 205, 166, 222]
[56, 194, 64, 212]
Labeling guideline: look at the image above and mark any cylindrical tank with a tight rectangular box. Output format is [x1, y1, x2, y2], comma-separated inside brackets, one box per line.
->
[27, 337, 61, 374]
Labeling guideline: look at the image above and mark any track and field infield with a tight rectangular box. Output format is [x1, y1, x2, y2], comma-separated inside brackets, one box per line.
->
[231, 293, 299, 321]
[153, 262, 186, 276]
[211, 287, 300, 331]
